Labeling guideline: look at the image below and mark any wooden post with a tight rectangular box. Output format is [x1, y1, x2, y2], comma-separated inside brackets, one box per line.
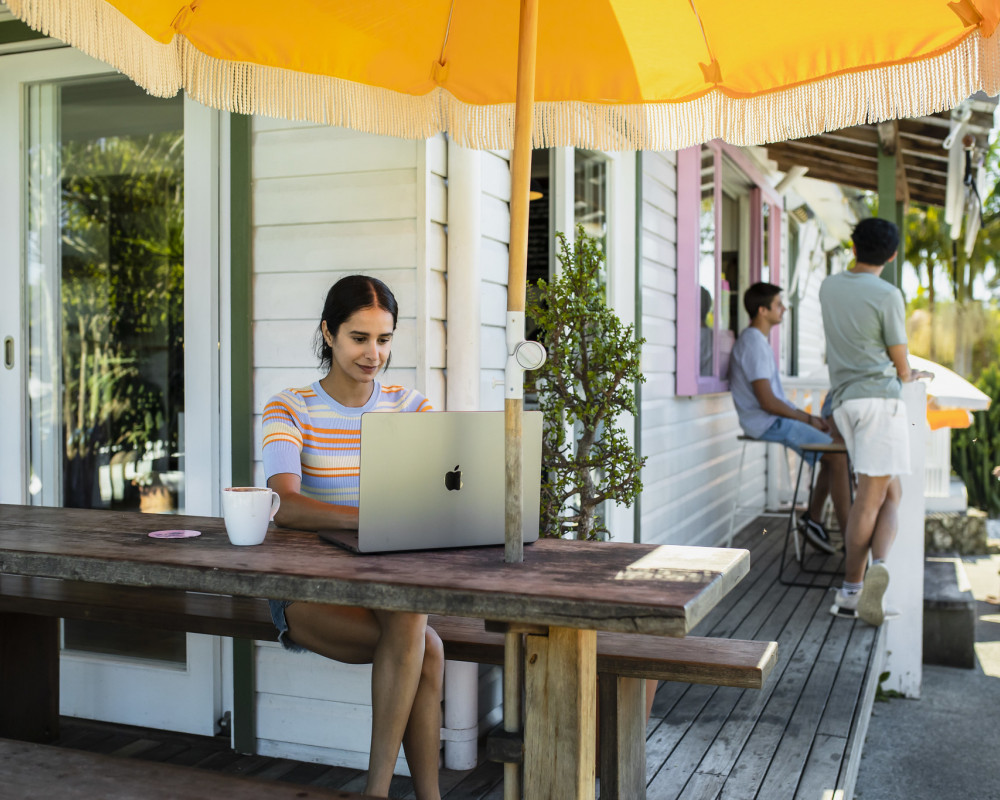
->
[503, 629, 524, 800]
[0, 613, 59, 742]
[598, 675, 647, 799]
[524, 627, 597, 799]
[504, 0, 538, 565]
[877, 134, 899, 287]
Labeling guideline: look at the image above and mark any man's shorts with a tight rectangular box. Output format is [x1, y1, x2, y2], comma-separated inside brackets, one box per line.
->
[832, 397, 911, 477]
[757, 417, 832, 466]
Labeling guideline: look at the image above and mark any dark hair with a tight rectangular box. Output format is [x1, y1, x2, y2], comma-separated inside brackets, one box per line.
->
[315, 275, 398, 372]
[700, 286, 712, 322]
[851, 218, 900, 266]
[743, 282, 782, 320]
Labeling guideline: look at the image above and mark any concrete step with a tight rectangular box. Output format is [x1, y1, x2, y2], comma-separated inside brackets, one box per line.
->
[923, 557, 976, 669]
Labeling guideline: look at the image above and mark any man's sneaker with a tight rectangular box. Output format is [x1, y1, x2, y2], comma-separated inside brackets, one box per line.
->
[798, 512, 836, 555]
[858, 563, 890, 626]
[830, 588, 859, 618]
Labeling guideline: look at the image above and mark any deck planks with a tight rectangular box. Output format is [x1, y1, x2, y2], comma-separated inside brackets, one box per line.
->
[44, 516, 882, 800]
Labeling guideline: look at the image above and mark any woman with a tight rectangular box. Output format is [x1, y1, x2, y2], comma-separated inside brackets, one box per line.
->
[262, 275, 442, 800]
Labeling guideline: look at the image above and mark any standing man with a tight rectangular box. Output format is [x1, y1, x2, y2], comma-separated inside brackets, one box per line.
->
[729, 283, 851, 553]
[820, 218, 930, 625]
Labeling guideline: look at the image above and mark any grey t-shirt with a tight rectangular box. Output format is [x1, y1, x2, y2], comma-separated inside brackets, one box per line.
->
[728, 327, 794, 438]
[819, 270, 907, 410]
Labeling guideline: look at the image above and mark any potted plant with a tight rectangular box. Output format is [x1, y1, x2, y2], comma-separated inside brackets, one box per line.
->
[527, 226, 646, 540]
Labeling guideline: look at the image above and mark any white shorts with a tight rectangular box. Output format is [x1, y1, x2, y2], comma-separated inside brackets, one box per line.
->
[833, 397, 911, 477]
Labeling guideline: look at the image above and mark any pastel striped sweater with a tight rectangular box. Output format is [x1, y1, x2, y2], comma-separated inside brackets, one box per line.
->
[261, 381, 432, 507]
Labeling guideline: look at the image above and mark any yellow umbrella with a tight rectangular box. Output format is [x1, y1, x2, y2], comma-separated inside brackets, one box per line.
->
[9, 0, 1000, 565]
[9, 1, 1000, 150]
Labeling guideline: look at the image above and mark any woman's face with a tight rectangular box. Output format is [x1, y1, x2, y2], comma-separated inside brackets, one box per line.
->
[323, 306, 395, 384]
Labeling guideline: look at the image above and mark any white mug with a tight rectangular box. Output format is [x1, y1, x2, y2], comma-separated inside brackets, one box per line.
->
[222, 487, 280, 546]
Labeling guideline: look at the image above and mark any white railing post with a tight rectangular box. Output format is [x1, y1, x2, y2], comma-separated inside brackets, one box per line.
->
[883, 381, 927, 698]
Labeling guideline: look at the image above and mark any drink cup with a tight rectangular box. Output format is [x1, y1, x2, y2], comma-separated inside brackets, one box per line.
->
[222, 487, 280, 546]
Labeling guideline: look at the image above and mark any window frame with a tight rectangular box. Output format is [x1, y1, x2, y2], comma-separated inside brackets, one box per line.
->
[676, 141, 782, 396]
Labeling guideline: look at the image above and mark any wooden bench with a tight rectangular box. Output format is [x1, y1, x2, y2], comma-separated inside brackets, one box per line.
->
[0, 737, 368, 799]
[0, 575, 777, 798]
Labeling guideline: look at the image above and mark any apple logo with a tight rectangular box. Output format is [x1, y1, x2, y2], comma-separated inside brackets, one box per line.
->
[444, 465, 463, 491]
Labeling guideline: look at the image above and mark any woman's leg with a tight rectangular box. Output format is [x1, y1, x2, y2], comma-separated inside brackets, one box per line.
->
[284, 603, 442, 799]
[399, 624, 444, 800]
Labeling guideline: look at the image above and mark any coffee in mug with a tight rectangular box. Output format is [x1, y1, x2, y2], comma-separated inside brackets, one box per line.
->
[222, 487, 280, 546]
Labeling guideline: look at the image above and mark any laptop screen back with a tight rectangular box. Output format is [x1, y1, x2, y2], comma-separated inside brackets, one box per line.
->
[356, 410, 542, 552]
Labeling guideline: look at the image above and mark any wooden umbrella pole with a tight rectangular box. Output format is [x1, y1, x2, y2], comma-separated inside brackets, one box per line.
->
[504, 0, 538, 567]
[503, 3, 538, 800]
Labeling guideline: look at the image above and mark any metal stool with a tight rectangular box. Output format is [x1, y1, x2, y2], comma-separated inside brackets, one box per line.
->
[778, 441, 854, 587]
[725, 435, 790, 547]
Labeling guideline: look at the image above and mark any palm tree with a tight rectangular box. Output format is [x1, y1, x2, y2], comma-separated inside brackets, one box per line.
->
[904, 139, 1000, 376]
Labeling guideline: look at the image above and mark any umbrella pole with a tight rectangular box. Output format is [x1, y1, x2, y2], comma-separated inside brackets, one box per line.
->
[504, 0, 538, 566]
[502, 4, 538, 800]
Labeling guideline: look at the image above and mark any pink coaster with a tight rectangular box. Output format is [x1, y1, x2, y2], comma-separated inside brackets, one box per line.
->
[148, 529, 202, 539]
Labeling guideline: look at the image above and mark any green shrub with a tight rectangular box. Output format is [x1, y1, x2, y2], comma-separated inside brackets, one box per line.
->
[952, 363, 1000, 516]
[527, 227, 646, 540]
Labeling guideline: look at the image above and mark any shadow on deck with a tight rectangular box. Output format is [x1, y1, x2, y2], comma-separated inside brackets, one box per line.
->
[52, 516, 886, 799]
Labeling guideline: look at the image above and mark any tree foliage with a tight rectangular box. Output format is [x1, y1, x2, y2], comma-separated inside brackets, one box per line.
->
[527, 227, 646, 540]
[38, 130, 185, 507]
[904, 137, 1000, 374]
[952, 364, 1000, 516]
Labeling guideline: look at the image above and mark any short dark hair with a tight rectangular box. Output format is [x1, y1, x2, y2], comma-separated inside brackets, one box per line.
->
[743, 282, 782, 320]
[851, 218, 899, 266]
[315, 275, 398, 372]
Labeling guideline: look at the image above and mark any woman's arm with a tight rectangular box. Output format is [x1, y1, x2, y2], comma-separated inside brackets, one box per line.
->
[267, 473, 359, 531]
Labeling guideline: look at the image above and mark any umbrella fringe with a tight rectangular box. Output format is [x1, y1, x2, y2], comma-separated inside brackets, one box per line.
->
[9, 0, 1000, 151]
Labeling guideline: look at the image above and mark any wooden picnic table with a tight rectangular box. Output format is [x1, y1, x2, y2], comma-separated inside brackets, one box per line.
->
[0, 503, 749, 799]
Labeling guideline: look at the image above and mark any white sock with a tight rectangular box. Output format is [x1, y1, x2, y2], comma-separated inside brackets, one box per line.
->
[871, 558, 885, 567]
[842, 581, 863, 595]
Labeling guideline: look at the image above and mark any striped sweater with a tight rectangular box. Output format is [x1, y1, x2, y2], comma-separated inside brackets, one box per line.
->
[261, 381, 432, 507]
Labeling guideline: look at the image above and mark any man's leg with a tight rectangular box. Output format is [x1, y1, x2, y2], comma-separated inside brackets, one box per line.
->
[822, 413, 851, 532]
[810, 451, 850, 532]
[869, 476, 901, 561]
[757, 417, 835, 553]
[843, 473, 893, 584]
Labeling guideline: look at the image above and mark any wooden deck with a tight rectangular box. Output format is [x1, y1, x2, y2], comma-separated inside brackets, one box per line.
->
[49, 516, 885, 799]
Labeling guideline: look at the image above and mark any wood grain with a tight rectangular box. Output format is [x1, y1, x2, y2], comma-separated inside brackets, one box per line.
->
[524, 626, 596, 800]
[429, 615, 777, 689]
[0, 575, 277, 641]
[0, 576, 775, 688]
[0, 504, 749, 636]
[0, 737, 373, 799]
[598, 675, 646, 800]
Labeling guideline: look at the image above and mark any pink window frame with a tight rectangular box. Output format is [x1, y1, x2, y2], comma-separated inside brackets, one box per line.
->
[676, 141, 783, 396]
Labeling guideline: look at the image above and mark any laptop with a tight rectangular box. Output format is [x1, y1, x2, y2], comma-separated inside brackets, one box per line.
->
[319, 410, 542, 553]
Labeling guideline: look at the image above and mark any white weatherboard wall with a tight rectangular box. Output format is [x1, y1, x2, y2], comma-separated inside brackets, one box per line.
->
[480, 149, 512, 411]
[790, 219, 830, 378]
[639, 151, 760, 547]
[249, 119, 446, 771]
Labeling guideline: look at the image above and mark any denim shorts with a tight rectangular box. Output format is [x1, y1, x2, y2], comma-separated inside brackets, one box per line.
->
[757, 417, 832, 466]
[268, 599, 309, 653]
[821, 391, 833, 420]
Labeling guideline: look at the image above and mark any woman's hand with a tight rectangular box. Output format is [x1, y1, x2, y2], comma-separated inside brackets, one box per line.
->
[267, 473, 359, 532]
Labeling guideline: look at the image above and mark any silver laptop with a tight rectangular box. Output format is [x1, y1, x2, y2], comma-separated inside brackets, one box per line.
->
[320, 410, 542, 553]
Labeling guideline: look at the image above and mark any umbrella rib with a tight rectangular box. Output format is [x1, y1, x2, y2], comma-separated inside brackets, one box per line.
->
[687, 0, 717, 66]
[438, 0, 457, 66]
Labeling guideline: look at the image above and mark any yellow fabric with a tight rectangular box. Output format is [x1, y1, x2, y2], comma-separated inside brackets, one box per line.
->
[101, 0, 989, 101]
[9, 0, 1000, 149]
[927, 407, 974, 430]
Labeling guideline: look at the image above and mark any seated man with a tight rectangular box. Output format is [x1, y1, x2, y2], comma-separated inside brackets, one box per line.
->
[728, 282, 850, 552]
